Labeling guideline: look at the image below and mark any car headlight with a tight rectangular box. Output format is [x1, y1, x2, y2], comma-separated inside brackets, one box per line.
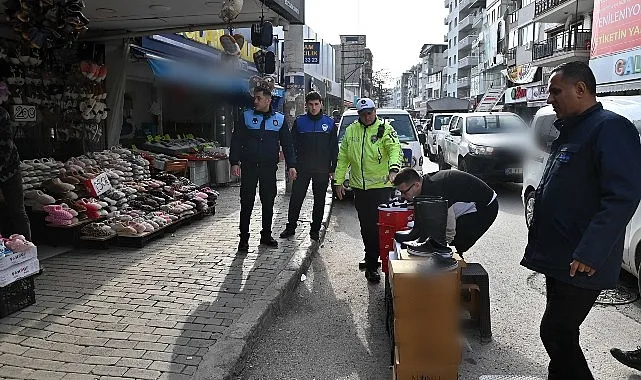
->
[468, 143, 494, 155]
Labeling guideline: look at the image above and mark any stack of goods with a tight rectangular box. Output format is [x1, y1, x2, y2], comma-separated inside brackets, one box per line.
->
[24, 189, 55, 211]
[0, 235, 40, 318]
[42, 204, 78, 226]
[142, 137, 216, 155]
[389, 259, 462, 380]
[20, 159, 65, 191]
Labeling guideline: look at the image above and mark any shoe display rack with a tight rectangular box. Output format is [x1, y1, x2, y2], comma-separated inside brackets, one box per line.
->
[20, 146, 219, 250]
[0, 235, 41, 318]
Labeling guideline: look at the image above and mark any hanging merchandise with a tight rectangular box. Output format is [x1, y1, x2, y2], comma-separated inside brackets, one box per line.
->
[219, 0, 244, 23]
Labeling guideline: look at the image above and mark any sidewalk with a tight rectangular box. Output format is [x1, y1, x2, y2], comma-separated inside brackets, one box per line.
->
[0, 165, 332, 380]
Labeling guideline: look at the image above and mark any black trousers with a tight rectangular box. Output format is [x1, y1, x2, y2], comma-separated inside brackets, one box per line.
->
[353, 187, 394, 271]
[451, 199, 499, 253]
[0, 171, 31, 240]
[239, 162, 277, 238]
[541, 276, 600, 380]
[286, 171, 329, 232]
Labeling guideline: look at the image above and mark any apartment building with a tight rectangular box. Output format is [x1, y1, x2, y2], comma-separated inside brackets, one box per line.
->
[333, 35, 374, 102]
[418, 44, 447, 112]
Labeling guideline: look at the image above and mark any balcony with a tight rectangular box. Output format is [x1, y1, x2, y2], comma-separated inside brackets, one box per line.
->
[532, 29, 592, 66]
[469, 0, 483, 9]
[459, 35, 476, 50]
[506, 47, 516, 66]
[534, 0, 593, 24]
[472, 12, 484, 29]
[444, 0, 449, 7]
[458, 55, 480, 68]
[508, 11, 518, 25]
[444, 16, 449, 25]
[459, 14, 473, 31]
[460, 0, 471, 10]
[444, 33, 448, 43]
[457, 77, 471, 88]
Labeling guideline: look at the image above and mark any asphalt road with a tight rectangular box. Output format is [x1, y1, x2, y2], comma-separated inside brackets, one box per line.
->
[239, 161, 641, 380]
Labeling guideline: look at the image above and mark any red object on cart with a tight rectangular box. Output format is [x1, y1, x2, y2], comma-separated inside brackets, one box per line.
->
[377, 208, 413, 273]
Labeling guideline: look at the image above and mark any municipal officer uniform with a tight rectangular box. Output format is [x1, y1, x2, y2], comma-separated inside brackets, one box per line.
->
[230, 108, 296, 242]
[283, 111, 338, 237]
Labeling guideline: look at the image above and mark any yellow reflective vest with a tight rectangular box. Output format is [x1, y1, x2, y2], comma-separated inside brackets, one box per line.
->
[335, 117, 403, 190]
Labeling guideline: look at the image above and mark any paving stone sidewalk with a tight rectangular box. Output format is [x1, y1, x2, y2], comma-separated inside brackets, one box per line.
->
[0, 165, 327, 380]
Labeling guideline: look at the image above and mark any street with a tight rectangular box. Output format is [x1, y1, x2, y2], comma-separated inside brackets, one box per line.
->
[239, 161, 641, 380]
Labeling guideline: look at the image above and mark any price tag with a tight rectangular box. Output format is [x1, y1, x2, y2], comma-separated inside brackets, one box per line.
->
[85, 173, 112, 197]
[12, 105, 37, 122]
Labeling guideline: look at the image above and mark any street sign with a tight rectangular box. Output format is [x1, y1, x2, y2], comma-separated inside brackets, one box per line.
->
[304, 42, 320, 64]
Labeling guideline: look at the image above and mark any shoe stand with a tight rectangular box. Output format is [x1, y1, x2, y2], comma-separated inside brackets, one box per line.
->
[1, 244, 41, 318]
[115, 210, 206, 249]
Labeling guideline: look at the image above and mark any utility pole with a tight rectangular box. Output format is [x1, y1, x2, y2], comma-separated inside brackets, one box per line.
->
[340, 43, 345, 112]
[283, 24, 304, 193]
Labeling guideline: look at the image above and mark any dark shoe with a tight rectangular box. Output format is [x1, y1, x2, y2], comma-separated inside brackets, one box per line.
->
[260, 235, 278, 247]
[238, 239, 249, 252]
[359, 260, 381, 271]
[365, 269, 381, 283]
[310, 230, 319, 241]
[611, 347, 641, 371]
[279, 228, 296, 238]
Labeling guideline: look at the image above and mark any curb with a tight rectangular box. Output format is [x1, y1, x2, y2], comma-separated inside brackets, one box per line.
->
[194, 189, 335, 380]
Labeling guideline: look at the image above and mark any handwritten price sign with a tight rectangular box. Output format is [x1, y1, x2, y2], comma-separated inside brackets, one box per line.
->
[85, 173, 112, 197]
[12, 105, 37, 122]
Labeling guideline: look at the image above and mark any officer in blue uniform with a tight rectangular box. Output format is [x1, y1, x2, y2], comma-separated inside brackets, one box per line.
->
[280, 91, 338, 241]
[230, 85, 297, 252]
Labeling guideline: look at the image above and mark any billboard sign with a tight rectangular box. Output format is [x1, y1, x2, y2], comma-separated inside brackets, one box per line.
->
[304, 42, 320, 64]
[591, 0, 641, 58]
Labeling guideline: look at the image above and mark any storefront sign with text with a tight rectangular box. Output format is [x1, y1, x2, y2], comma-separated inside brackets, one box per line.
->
[591, 0, 641, 58]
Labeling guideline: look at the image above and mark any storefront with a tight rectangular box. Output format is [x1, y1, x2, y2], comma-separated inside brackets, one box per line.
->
[590, 0, 641, 95]
[503, 65, 546, 123]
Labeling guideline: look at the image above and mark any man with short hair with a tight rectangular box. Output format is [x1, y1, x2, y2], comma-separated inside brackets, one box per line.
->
[230, 85, 297, 252]
[392, 168, 498, 255]
[280, 91, 338, 241]
[334, 98, 402, 283]
[521, 61, 641, 379]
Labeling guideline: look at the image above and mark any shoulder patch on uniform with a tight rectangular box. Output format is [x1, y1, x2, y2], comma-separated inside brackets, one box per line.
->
[273, 120, 279, 126]
[389, 129, 398, 138]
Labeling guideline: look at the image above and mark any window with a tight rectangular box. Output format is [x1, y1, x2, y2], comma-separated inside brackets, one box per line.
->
[454, 54, 457, 62]
[339, 113, 417, 142]
[465, 115, 528, 134]
[449, 57, 452, 66]
[433, 115, 452, 130]
[434, 89, 440, 98]
[455, 17, 458, 24]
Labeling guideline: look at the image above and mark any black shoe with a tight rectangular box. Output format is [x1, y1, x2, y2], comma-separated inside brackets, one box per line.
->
[433, 254, 459, 272]
[310, 230, 319, 241]
[359, 260, 381, 271]
[365, 269, 381, 283]
[611, 347, 641, 371]
[238, 240, 249, 252]
[279, 228, 296, 238]
[260, 235, 278, 247]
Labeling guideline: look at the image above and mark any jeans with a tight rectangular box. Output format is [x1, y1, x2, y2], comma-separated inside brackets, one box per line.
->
[541, 276, 600, 380]
[239, 162, 277, 238]
[286, 171, 329, 232]
[0, 171, 31, 240]
[353, 187, 394, 271]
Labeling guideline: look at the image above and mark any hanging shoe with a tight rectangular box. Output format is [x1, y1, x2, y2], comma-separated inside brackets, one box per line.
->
[233, 33, 245, 50]
[220, 34, 240, 55]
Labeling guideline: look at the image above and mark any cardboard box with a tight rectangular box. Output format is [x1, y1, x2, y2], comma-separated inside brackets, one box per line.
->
[0, 247, 37, 271]
[394, 318, 461, 364]
[394, 346, 459, 380]
[0, 258, 40, 287]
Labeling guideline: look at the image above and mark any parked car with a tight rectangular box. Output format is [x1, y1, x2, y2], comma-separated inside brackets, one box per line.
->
[437, 112, 529, 182]
[425, 113, 454, 161]
[522, 96, 641, 293]
[337, 109, 425, 194]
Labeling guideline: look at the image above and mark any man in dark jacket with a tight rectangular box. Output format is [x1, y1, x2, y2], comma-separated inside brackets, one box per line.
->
[521, 61, 641, 380]
[230, 85, 297, 252]
[280, 91, 338, 241]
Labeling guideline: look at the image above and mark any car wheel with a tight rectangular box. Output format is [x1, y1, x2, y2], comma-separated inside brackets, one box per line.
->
[525, 190, 535, 228]
[438, 150, 450, 170]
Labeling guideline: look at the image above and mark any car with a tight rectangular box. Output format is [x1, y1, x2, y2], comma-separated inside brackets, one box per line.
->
[522, 96, 641, 293]
[425, 113, 454, 162]
[337, 108, 425, 194]
[437, 112, 529, 182]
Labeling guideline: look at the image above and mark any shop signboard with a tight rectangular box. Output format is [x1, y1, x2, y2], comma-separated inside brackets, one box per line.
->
[504, 86, 528, 104]
[304, 42, 320, 64]
[591, 48, 641, 84]
[504, 64, 539, 84]
[270, 0, 305, 24]
[527, 85, 548, 102]
[179, 30, 262, 64]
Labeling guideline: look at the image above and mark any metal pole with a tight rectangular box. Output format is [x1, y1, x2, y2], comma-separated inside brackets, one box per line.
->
[340, 43, 345, 112]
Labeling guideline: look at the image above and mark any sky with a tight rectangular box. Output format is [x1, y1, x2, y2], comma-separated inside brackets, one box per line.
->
[305, 0, 448, 84]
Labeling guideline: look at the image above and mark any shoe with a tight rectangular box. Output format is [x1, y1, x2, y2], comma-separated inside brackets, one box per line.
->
[260, 235, 278, 247]
[359, 259, 381, 271]
[365, 269, 381, 283]
[280, 228, 295, 238]
[407, 238, 453, 257]
[611, 347, 641, 371]
[310, 230, 319, 241]
[238, 239, 249, 252]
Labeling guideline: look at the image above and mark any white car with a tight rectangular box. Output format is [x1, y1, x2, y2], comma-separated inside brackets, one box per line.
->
[438, 112, 529, 182]
[337, 109, 425, 192]
[522, 96, 641, 293]
[425, 113, 454, 162]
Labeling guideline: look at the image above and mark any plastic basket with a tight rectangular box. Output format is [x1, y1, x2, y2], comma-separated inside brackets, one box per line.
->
[0, 275, 36, 318]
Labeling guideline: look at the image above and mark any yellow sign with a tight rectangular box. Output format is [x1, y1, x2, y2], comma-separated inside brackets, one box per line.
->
[180, 30, 261, 63]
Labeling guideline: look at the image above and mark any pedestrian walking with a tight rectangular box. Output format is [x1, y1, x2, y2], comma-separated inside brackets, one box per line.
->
[229, 83, 297, 252]
[520, 61, 641, 380]
[280, 91, 338, 241]
[334, 98, 402, 283]
[392, 168, 498, 255]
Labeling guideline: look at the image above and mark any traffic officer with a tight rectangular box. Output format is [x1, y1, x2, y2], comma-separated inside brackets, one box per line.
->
[280, 91, 338, 241]
[230, 84, 297, 252]
[334, 98, 402, 283]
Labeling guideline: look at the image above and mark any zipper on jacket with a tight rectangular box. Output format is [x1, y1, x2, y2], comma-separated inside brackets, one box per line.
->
[361, 126, 367, 189]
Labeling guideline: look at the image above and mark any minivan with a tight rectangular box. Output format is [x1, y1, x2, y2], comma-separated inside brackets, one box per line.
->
[522, 96, 641, 293]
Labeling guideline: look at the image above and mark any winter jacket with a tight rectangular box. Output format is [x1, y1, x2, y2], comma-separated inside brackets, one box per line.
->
[0, 108, 18, 183]
[521, 103, 641, 290]
[229, 108, 296, 168]
[334, 117, 402, 190]
[291, 112, 338, 173]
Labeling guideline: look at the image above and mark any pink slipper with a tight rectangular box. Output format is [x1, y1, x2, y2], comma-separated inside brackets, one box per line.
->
[45, 216, 74, 226]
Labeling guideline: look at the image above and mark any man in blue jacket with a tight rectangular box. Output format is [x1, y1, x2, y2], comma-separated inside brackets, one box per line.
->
[280, 91, 338, 241]
[521, 61, 641, 380]
[230, 85, 297, 252]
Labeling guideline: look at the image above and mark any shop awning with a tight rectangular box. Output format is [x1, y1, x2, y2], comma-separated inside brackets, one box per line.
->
[597, 79, 641, 94]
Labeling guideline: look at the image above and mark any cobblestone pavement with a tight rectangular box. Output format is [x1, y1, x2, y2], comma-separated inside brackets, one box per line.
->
[0, 166, 321, 380]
